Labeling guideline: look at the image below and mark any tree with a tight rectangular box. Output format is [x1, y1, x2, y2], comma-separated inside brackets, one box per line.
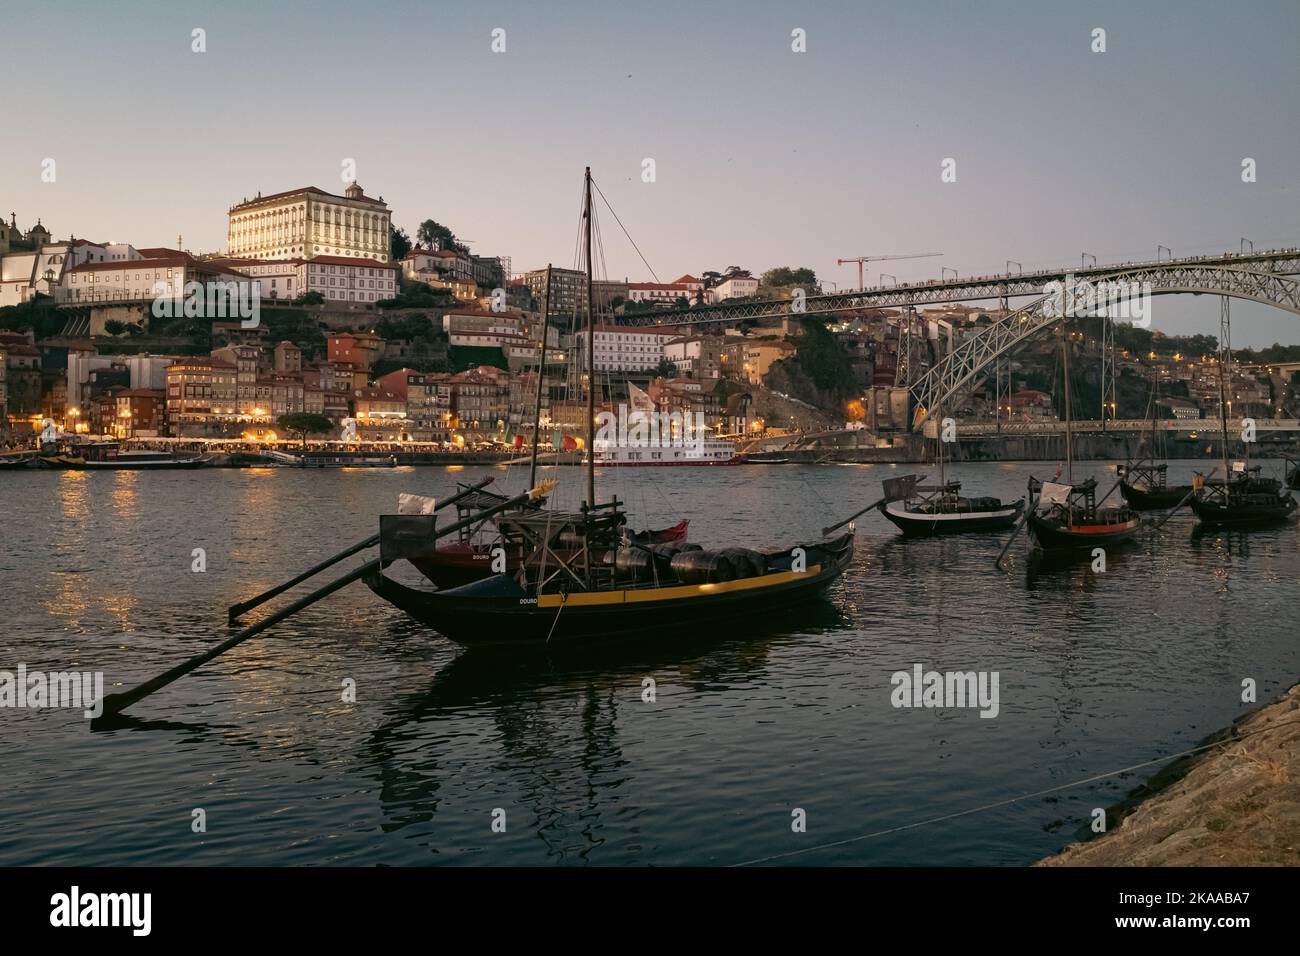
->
[655, 358, 678, 378]
[104, 320, 128, 336]
[390, 225, 412, 261]
[415, 220, 467, 254]
[293, 290, 325, 306]
[277, 412, 334, 449]
[762, 266, 818, 289]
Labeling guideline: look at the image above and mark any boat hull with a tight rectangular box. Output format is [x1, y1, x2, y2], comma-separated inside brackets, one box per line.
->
[367, 535, 853, 646]
[1189, 494, 1297, 527]
[1118, 480, 1192, 510]
[1026, 512, 1142, 551]
[879, 500, 1022, 536]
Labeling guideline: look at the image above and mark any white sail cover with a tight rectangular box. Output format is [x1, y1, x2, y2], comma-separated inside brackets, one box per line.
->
[1038, 482, 1073, 506]
[398, 493, 438, 515]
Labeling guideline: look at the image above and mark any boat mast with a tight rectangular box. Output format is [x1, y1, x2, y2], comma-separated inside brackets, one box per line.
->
[528, 264, 553, 488]
[583, 167, 596, 509]
[1061, 316, 1074, 484]
[1217, 295, 1232, 483]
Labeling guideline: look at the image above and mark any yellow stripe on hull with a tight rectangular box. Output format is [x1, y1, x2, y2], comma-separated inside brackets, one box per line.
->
[537, 565, 823, 608]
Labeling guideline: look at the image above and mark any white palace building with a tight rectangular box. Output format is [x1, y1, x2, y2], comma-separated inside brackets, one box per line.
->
[226, 183, 392, 264]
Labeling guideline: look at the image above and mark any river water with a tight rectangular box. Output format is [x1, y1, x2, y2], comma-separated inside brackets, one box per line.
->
[1, 460, 1296, 865]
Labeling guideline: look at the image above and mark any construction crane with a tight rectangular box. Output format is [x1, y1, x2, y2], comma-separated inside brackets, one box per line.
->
[836, 253, 943, 291]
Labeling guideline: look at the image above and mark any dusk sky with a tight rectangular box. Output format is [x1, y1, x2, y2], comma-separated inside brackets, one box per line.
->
[4, 0, 1298, 344]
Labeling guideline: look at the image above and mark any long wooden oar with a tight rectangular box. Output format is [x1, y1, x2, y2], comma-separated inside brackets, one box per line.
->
[822, 474, 924, 536]
[226, 476, 495, 624]
[101, 479, 554, 720]
[995, 480, 1038, 570]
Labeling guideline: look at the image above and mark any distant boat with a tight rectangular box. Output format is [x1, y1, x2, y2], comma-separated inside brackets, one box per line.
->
[1190, 299, 1297, 528]
[589, 437, 739, 466]
[42, 447, 209, 470]
[744, 452, 791, 464]
[0, 452, 37, 470]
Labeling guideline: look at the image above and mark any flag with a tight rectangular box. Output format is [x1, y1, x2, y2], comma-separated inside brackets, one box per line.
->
[563, 434, 577, 452]
[513, 434, 524, 450]
[628, 381, 655, 412]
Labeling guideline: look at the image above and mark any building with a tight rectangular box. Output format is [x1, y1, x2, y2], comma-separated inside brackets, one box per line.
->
[525, 267, 587, 328]
[663, 335, 725, 380]
[713, 274, 759, 301]
[165, 356, 239, 436]
[727, 338, 797, 385]
[376, 368, 447, 442]
[353, 386, 407, 441]
[103, 388, 166, 439]
[327, 331, 383, 371]
[226, 183, 392, 263]
[273, 341, 303, 374]
[575, 325, 680, 373]
[450, 366, 510, 432]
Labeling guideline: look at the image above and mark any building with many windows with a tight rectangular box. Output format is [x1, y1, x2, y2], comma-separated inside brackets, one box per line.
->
[575, 325, 681, 373]
[226, 183, 392, 263]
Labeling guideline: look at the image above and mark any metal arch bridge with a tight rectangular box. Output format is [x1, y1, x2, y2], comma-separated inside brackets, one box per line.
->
[625, 248, 1300, 327]
[908, 260, 1300, 429]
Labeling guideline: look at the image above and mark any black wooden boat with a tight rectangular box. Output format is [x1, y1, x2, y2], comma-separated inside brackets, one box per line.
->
[878, 480, 1023, 536]
[1116, 462, 1192, 510]
[1025, 477, 1142, 552]
[1189, 467, 1297, 527]
[364, 166, 852, 647]
[365, 524, 853, 647]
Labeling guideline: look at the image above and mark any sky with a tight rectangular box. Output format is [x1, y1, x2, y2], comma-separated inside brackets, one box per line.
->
[3, 0, 1298, 345]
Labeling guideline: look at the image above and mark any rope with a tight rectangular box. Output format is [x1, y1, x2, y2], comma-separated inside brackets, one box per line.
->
[730, 709, 1300, 867]
[591, 176, 661, 284]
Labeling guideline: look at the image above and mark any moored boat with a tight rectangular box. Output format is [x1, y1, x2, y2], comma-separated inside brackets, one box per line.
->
[1189, 467, 1297, 527]
[1116, 462, 1192, 510]
[1025, 477, 1142, 551]
[878, 481, 1023, 536]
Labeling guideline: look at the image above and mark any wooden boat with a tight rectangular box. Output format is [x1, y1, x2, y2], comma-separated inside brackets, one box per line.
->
[1026, 477, 1142, 551]
[884, 402, 1020, 536]
[364, 167, 851, 645]
[1190, 467, 1297, 527]
[879, 480, 1023, 536]
[1286, 457, 1299, 491]
[1117, 462, 1192, 510]
[1190, 300, 1296, 528]
[367, 511, 852, 647]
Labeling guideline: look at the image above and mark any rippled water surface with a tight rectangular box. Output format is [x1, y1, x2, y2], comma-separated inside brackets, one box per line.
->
[1, 461, 1297, 865]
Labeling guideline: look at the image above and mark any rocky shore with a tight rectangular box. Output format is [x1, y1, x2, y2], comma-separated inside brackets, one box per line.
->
[1039, 683, 1300, 866]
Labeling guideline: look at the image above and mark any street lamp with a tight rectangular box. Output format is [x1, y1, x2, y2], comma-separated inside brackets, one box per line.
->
[1157, 245, 1171, 262]
[1005, 260, 1022, 276]
[1081, 253, 1096, 269]
[1240, 237, 1254, 254]
[879, 273, 897, 288]
[941, 267, 958, 281]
